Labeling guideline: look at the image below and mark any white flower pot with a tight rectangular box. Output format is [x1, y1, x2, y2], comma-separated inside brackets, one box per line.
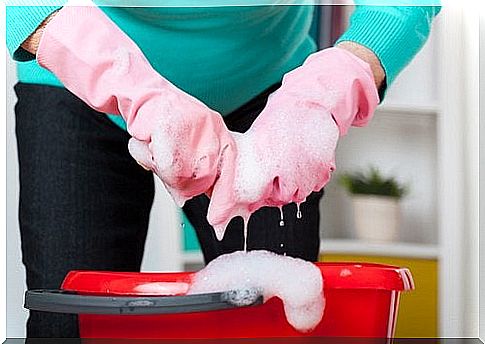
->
[351, 195, 400, 242]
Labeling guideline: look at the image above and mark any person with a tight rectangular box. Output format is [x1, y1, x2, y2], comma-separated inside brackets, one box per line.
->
[6, 1, 440, 338]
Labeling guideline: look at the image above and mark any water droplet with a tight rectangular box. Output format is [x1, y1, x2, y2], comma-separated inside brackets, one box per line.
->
[296, 202, 303, 219]
[279, 206, 285, 227]
[243, 219, 248, 252]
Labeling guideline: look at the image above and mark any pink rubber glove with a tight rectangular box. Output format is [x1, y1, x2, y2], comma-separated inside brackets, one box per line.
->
[36, 4, 236, 205]
[208, 48, 379, 238]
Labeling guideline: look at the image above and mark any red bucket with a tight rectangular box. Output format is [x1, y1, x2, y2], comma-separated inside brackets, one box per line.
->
[25, 262, 413, 339]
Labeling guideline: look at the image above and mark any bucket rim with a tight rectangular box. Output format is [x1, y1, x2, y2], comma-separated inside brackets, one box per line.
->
[60, 261, 413, 297]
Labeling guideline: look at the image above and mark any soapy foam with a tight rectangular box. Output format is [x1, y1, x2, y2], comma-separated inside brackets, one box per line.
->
[188, 250, 325, 332]
[143, 85, 337, 246]
[213, 106, 338, 240]
[224, 287, 262, 307]
[144, 88, 337, 244]
[232, 133, 269, 204]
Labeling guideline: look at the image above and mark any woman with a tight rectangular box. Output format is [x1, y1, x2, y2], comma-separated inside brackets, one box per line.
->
[7, 1, 440, 337]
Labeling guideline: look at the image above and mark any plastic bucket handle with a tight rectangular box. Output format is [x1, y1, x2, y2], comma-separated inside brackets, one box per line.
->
[24, 289, 263, 315]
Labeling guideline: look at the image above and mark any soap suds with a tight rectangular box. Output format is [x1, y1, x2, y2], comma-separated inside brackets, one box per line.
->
[188, 250, 325, 332]
[209, 106, 338, 241]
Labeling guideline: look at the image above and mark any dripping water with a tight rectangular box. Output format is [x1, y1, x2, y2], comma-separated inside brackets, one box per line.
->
[243, 218, 248, 252]
[279, 206, 285, 227]
[296, 202, 302, 219]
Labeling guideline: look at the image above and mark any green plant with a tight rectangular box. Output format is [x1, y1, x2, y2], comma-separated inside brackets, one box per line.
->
[339, 167, 407, 199]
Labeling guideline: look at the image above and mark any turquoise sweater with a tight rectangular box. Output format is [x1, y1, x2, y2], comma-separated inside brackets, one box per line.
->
[6, 4, 440, 129]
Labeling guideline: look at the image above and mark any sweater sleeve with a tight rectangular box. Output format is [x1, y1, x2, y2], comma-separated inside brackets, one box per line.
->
[336, 3, 441, 91]
[6, 5, 64, 61]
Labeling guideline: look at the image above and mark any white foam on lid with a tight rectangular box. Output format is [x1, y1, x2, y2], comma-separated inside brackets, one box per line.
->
[188, 250, 325, 332]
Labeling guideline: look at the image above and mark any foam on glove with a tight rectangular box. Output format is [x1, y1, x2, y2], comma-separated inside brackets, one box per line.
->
[207, 48, 379, 239]
[37, 2, 236, 206]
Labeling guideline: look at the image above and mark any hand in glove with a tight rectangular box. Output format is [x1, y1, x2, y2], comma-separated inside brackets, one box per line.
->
[207, 47, 380, 238]
[37, 3, 235, 205]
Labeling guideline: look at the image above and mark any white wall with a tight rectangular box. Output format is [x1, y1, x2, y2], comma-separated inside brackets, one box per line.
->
[480, 9, 485, 340]
[320, 110, 438, 243]
[437, 3, 479, 336]
[461, 5, 479, 336]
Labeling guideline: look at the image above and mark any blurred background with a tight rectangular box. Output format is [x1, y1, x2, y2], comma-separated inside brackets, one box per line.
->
[6, 2, 480, 339]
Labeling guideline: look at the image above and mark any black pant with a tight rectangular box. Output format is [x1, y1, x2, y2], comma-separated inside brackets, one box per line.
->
[14, 82, 323, 338]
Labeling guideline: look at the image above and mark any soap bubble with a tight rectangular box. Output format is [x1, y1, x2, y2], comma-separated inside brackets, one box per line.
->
[188, 250, 325, 332]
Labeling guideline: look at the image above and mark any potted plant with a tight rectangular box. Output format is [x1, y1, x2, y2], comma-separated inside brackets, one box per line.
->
[339, 167, 407, 242]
